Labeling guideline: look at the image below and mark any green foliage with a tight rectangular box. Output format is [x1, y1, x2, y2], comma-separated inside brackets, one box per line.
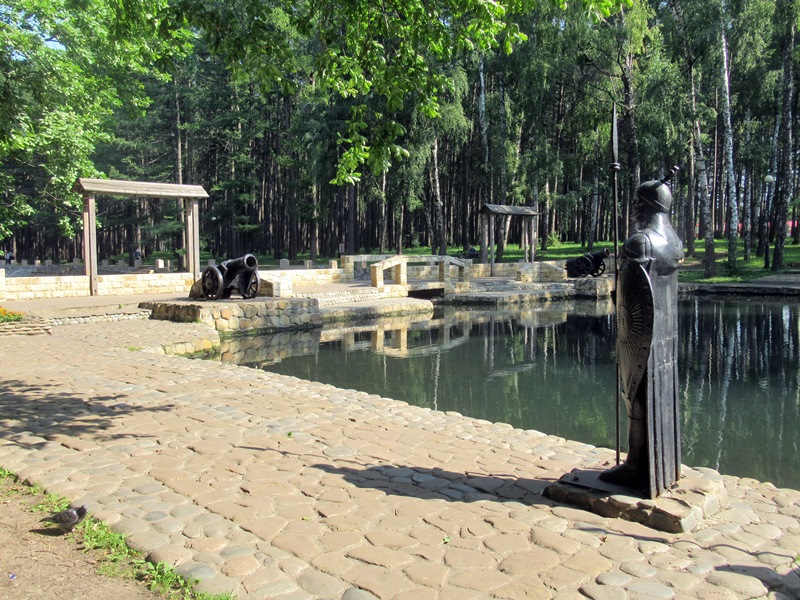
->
[0, 0, 192, 239]
[0, 307, 24, 322]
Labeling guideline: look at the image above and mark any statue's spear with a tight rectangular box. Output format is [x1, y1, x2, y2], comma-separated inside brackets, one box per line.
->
[610, 103, 621, 466]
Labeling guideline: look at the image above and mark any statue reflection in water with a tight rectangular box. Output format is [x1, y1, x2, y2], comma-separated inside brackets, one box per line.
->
[600, 170, 684, 498]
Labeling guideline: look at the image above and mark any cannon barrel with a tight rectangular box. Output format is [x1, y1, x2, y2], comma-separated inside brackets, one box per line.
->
[220, 253, 258, 274]
[587, 248, 610, 261]
[566, 247, 609, 278]
[201, 253, 260, 300]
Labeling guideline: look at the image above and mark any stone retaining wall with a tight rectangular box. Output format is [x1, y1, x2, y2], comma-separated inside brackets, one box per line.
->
[470, 260, 568, 281]
[217, 330, 320, 365]
[141, 298, 322, 335]
[1, 258, 573, 301]
[0, 270, 193, 300]
[0, 315, 52, 336]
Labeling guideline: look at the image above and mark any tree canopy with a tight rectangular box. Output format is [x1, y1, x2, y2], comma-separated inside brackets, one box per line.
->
[2, 0, 799, 271]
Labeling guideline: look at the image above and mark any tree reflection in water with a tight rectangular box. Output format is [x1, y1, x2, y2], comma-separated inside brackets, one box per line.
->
[212, 298, 800, 488]
[679, 298, 800, 488]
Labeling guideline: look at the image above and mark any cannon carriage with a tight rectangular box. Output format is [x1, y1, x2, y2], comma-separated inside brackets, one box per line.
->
[201, 254, 260, 300]
[565, 248, 610, 278]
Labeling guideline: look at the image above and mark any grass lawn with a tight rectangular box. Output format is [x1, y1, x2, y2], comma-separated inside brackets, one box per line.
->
[120, 238, 799, 283]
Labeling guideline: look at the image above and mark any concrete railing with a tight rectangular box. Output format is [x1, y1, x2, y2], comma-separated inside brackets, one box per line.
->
[369, 255, 471, 290]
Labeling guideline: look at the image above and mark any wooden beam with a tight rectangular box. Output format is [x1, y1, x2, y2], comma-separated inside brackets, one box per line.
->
[73, 178, 208, 199]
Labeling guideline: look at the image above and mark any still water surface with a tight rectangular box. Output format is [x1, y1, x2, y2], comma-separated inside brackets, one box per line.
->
[213, 298, 800, 489]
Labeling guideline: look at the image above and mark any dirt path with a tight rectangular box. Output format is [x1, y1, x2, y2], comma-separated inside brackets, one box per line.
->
[0, 476, 157, 600]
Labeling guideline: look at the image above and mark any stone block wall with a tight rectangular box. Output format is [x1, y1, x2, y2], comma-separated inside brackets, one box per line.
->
[0, 272, 91, 300]
[0, 270, 194, 301]
[527, 262, 567, 283]
[407, 265, 465, 280]
[217, 329, 320, 365]
[142, 298, 322, 334]
[97, 273, 194, 295]
[264, 268, 342, 288]
[468, 261, 568, 282]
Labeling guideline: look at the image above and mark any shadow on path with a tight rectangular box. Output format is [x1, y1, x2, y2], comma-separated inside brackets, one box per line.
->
[0, 380, 175, 447]
[714, 563, 800, 598]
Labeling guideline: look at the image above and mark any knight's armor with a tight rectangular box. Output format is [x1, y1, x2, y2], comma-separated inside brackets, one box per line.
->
[600, 176, 684, 498]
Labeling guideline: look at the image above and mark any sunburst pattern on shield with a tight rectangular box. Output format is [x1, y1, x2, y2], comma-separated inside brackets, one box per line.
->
[616, 261, 654, 401]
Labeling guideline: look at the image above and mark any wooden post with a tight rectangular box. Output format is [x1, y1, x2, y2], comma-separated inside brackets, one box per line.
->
[480, 215, 488, 264]
[489, 213, 496, 276]
[82, 193, 98, 295]
[185, 198, 201, 278]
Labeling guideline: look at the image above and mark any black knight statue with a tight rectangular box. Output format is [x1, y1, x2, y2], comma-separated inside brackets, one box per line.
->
[600, 170, 684, 498]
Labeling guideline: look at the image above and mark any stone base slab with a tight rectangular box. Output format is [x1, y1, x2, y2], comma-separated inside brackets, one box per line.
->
[544, 465, 727, 533]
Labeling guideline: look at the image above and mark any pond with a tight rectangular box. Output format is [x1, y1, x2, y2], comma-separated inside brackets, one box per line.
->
[209, 297, 800, 489]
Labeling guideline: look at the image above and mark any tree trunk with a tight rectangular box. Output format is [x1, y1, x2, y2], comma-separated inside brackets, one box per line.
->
[346, 184, 357, 254]
[496, 68, 509, 262]
[696, 122, 715, 278]
[175, 80, 186, 270]
[773, 7, 795, 271]
[430, 137, 447, 255]
[478, 54, 490, 258]
[742, 112, 753, 261]
[720, 26, 738, 269]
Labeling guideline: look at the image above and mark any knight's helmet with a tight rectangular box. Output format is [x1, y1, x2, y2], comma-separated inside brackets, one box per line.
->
[635, 166, 679, 213]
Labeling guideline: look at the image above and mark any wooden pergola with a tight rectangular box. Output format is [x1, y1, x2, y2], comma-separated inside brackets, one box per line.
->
[479, 204, 539, 276]
[72, 178, 209, 295]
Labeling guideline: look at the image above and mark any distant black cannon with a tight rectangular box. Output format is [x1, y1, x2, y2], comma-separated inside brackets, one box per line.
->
[565, 248, 610, 278]
[201, 254, 260, 300]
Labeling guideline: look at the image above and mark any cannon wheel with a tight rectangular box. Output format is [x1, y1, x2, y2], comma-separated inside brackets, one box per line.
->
[201, 266, 224, 300]
[574, 256, 593, 277]
[592, 260, 606, 277]
[242, 271, 260, 299]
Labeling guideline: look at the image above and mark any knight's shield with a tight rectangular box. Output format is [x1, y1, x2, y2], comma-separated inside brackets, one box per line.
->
[616, 261, 654, 403]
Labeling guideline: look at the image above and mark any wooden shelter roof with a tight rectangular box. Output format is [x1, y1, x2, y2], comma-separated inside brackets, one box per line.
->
[480, 204, 538, 217]
[73, 178, 209, 199]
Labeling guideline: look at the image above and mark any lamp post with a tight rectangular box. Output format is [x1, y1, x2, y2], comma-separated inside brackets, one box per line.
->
[764, 174, 774, 269]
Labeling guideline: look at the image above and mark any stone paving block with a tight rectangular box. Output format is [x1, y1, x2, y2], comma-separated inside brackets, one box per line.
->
[443, 546, 497, 569]
[126, 530, 171, 554]
[655, 568, 703, 593]
[461, 518, 497, 538]
[619, 561, 657, 578]
[221, 554, 262, 577]
[192, 574, 242, 598]
[346, 564, 416, 600]
[402, 561, 448, 588]
[364, 530, 417, 550]
[530, 525, 583, 555]
[705, 570, 769, 598]
[448, 567, 511, 593]
[540, 565, 590, 591]
[296, 568, 348, 596]
[347, 546, 414, 569]
[147, 544, 194, 567]
[242, 515, 288, 541]
[188, 536, 228, 552]
[272, 532, 322, 559]
[562, 548, 614, 577]
[578, 583, 627, 600]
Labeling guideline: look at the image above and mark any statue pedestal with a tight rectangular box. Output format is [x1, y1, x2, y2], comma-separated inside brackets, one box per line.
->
[544, 464, 727, 533]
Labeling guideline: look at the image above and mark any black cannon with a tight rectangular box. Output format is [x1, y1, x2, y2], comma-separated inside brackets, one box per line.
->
[201, 254, 260, 300]
[566, 248, 610, 278]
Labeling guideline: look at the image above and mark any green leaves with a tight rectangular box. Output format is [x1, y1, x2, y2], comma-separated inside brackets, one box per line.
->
[0, 0, 192, 238]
